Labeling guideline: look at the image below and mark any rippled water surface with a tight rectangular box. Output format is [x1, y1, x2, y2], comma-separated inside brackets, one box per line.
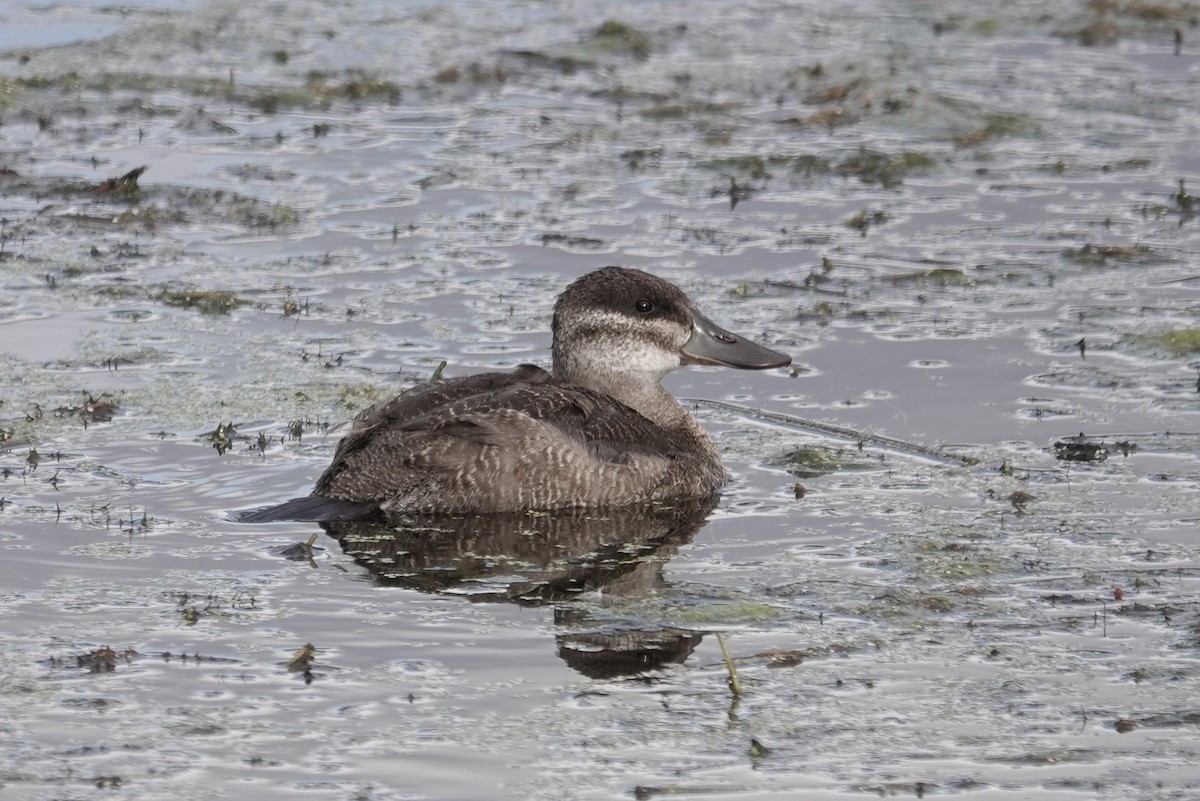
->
[2, 1, 1199, 798]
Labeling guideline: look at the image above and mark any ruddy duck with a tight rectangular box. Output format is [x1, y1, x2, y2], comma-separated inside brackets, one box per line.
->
[243, 266, 790, 521]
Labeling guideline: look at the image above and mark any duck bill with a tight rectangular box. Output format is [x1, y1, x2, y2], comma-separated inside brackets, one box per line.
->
[681, 310, 792, 370]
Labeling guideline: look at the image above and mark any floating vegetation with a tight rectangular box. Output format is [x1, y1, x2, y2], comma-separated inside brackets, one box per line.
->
[700, 155, 779, 182]
[54, 391, 120, 426]
[1140, 179, 1198, 221]
[791, 154, 834, 177]
[952, 111, 1040, 147]
[782, 106, 859, 129]
[1, 169, 299, 238]
[156, 286, 249, 315]
[858, 588, 959, 617]
[0, 76, 23, 109]
[287, 643, 318, 672]
[697, 149, 931, 188]
[1005, 490, 1036, 513]
[845, 208, 889, 233]
[333, 383, 392, 413]
[771, 444, 882, 478]
[669, 600, 784, 625]
[164, 590, 259, 624]
[620, 147, 663, 170]
[302, 69, 403, 106]
[539, 233, 605, 250]
[91, 165, 148, 199]
[804, 77, 862, 105]
[52, 646, 138, 674]
[1053, 433, 1139, 462]
[226, 197, 300, 229]
[1070, 20, 1121, 46]
[12, 66, 406, 111]
[0, 167, 150, 203]
[638, 101, 733, 120]
[835, 148, 937, 188]
[711, 176, 757, 209]
[206, 421, 238, 455]
[497, 50, 588, 76]
[1133, 328, 1200, 355]
[1173, 178, 1194, 209]
[47, 644, 239, 673]
[1063, 243, 1163, 267]
[591, 20, 653, 61]
[1054, 438, 1108, 462]
[286, 643, 319, 684]
[886, 266, 971, 286]
[1057, 1, 1192, 47]
[415, 170, 459, 190]
[268, 533, 324, 562]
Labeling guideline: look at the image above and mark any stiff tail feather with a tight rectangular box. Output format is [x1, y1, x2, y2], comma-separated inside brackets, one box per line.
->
[238, 495, 379, 523]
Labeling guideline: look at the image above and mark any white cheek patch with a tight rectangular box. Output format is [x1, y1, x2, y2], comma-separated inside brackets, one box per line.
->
[568, 309, 686, 376]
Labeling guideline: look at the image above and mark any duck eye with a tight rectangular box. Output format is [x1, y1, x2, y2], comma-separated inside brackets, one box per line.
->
[634, 298, 656, 314]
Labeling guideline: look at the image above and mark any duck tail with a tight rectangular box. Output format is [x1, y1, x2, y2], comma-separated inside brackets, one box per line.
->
[238, 495, 379, 523]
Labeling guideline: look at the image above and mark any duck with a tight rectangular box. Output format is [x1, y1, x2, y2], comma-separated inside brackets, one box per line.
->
[242, 266, 790, 521]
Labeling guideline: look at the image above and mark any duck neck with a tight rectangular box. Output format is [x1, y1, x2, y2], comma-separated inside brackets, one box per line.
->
[558, 367, 712, 446]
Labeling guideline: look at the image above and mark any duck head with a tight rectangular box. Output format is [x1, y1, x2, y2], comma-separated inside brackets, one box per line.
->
[551, 266, 791, 390]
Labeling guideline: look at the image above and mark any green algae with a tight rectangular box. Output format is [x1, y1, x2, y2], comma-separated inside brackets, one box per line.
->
[155, 288, 249, 316]
[886, 267, 971, 286]
[638, 101, 733, 120]
[1135, 329, 1200, 355]
[771, 445, 882, 478]
[1064, 243, 1165, 268]
[953, 110, 1040, 146]
[668, 600, 785, 624]
[592, 20, 653, 60]
[696, 149, 934, 187]
[7, 66, 401, 114]
[835, 148, 937, 188]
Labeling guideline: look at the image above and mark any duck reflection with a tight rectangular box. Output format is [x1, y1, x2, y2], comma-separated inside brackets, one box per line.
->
[308, 497, 717, 678]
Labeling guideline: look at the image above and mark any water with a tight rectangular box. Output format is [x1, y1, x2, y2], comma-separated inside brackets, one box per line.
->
[1, 0, 1199, 798]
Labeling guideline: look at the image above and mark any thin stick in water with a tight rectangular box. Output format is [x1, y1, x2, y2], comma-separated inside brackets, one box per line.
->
[715, 632, 743, 698]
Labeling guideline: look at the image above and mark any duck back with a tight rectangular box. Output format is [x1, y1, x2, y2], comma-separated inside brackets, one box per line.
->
[243, 363, 723, 520]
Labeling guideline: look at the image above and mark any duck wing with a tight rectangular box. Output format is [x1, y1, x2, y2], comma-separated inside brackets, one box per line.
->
[438, 387, 687, 464]
[239, 365, 548, 522]
[347, 363, 550, 432]
[315, 378, 691, 510]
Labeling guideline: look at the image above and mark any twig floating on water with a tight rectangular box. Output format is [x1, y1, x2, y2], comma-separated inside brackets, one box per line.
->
[686, 399, 978, 467]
